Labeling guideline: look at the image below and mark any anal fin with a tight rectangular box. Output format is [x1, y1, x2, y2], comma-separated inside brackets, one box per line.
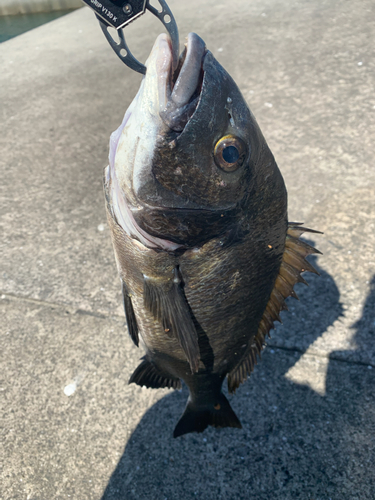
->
[143, 268, 200, 373]
[122, 281, 139, 347]
[129, 357, 181, 390]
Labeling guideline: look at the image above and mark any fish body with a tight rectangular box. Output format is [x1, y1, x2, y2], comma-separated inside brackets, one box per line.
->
[104, 33, 319, 437]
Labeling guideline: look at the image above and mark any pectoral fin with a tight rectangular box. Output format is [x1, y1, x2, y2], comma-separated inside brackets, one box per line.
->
[143, 268, 200, 373]
[122, 281, 139, 347]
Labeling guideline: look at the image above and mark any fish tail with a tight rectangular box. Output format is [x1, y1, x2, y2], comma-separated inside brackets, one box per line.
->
[173, 393, 242, 438]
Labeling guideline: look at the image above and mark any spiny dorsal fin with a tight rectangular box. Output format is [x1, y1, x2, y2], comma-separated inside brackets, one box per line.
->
[122, 281, 139, 347]
[143, 268, 200, 373]
[227, 223, 321, 393]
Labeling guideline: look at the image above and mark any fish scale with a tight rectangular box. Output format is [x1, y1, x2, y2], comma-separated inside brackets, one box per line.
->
[103, 27, 320, 437]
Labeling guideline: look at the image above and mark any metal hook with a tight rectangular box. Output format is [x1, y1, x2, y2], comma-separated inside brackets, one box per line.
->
[98, 0, 179, 75]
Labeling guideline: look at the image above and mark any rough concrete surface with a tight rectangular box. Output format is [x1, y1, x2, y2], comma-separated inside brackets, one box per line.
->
[0, 0, 374, 499]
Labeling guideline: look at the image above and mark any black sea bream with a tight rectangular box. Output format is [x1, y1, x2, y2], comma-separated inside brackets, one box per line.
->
[104, 32, 320, 437]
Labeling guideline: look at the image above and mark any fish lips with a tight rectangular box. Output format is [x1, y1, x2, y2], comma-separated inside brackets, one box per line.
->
[159, 32, 207, 133]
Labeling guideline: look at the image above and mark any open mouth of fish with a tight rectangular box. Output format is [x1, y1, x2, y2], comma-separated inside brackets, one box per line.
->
[158, 32, 206, 133]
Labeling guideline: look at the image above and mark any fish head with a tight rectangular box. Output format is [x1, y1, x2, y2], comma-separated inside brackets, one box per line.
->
[107, 32, 286, 249]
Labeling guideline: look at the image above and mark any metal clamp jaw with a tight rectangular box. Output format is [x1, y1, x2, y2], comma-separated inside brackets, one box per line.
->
[94, 0, 179, 75]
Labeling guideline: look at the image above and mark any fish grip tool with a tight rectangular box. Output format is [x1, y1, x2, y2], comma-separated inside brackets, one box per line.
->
[81, 0, 179, 74]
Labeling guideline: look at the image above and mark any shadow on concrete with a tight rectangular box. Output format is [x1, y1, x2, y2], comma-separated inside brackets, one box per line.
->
[323, 273, 375, 498]
[351, 274, 375, 335]
[100, 258, 374, 499]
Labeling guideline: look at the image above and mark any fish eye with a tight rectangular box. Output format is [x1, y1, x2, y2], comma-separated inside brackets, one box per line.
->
[214, 135, 247, 172]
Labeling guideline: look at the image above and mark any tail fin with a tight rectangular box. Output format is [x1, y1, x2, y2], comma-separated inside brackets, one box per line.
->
[173, 393, 242, 438]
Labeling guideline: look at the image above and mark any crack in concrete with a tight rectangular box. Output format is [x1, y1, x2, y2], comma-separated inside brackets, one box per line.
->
[0, 290, 124, 320]
[267, 342, 374, 368]
[2, 290, 373, 369]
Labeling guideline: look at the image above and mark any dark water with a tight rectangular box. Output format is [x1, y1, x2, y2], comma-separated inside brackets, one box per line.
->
[0, 10, 76, 43]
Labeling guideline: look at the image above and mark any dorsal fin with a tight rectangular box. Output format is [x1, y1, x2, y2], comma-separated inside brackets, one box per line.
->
[227, 223, 322, 393]
[143, 268, 200, 373]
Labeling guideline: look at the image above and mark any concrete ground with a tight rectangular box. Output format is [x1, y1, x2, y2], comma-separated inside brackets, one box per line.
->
[1, 0, 374, 498]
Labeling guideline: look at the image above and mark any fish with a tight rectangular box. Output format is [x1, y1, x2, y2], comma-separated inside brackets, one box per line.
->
[103, 32, 321, 437]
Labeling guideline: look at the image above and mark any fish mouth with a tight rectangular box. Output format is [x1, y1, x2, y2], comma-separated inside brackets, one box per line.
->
[157, 32, 206, 132]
